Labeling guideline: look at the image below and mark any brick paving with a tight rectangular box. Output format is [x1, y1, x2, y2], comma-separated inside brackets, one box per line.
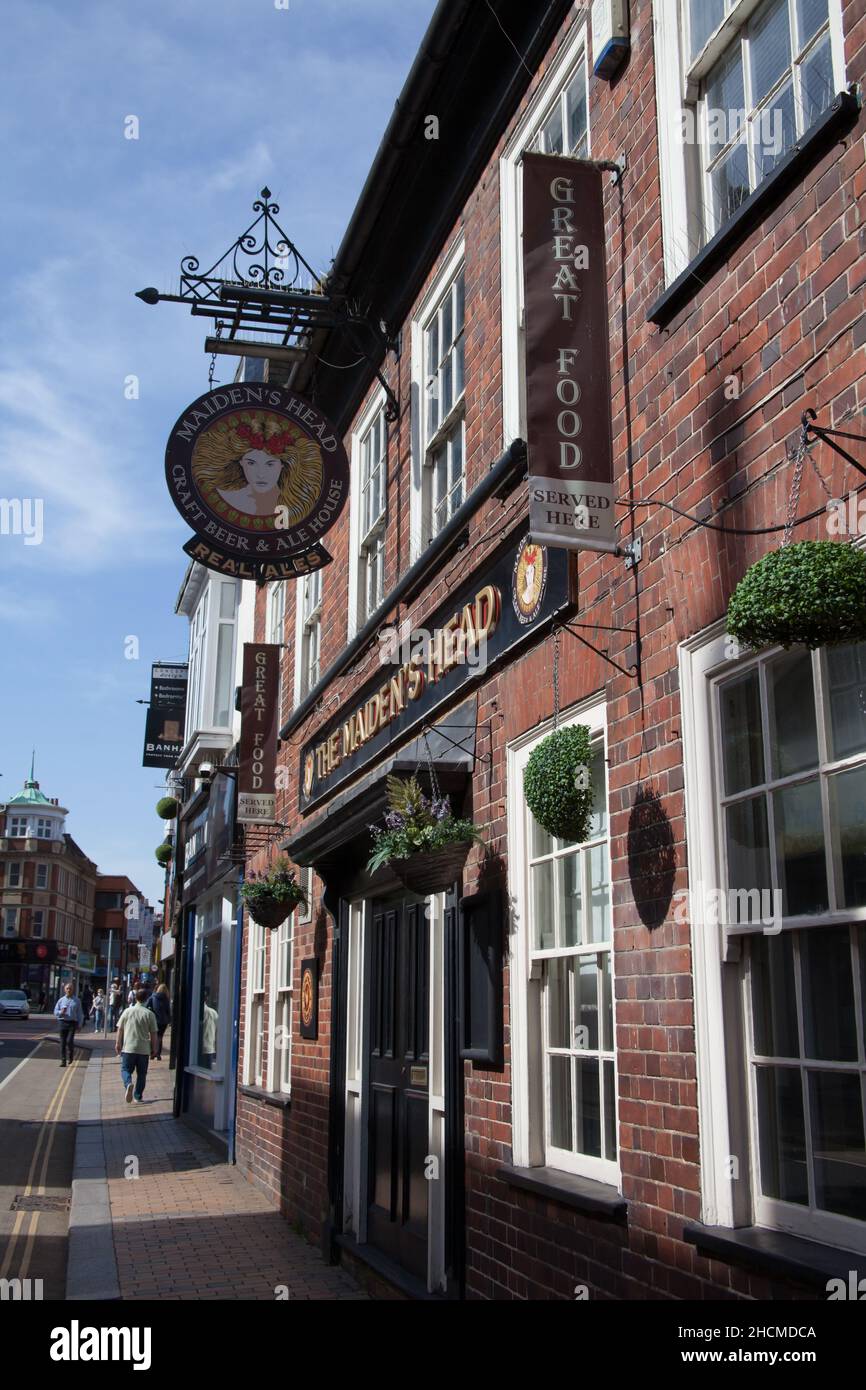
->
[94, 1037, 367, 1300]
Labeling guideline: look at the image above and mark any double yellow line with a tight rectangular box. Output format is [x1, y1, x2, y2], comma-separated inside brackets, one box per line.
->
[0, 1041, 81, 1281]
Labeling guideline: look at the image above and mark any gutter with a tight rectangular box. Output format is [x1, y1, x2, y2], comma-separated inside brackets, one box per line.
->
[279, 437, 527, 740]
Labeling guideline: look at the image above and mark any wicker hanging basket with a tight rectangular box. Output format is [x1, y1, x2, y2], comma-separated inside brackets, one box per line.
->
[390, 839, 472, 896]
[243, 897, 298, 930]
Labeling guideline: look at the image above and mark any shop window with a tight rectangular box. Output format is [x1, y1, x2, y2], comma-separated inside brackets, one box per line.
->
[349, 398, 388, 635]
[192, 897, 224, 1071]
[654, 0, 845, 283]
[508, 703, 618, 1185]
[683, 630, 866, 1252]
[499, 23, 590, 443]
[7, 862, 21, 889]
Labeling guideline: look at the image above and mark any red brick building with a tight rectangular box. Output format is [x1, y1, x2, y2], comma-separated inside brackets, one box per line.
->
[234, 0, 866, 1299]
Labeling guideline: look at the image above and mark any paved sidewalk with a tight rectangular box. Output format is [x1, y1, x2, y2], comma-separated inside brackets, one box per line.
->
[67, 1039, 366, 1301]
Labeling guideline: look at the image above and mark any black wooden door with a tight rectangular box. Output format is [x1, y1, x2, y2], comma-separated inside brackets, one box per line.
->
[367, 898, 430, 1280]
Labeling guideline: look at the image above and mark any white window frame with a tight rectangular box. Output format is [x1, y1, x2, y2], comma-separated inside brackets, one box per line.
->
[35, 817, 52, 839]
[348, 387, 388, 638]
[507, 696, 619, 1187]
[244, 910, 267, 1088]
[7, 862, 22, 889]
[500, 21, 591, 445]
[36, 862, 49, 890]
[8, 816, 27, 838]
[653, 0, 846, 286]
[293, 569, 323, 703]
[32, 909, 45, 939]
[267, 907, 294, 1095]
[297, 865, 313, 926]
[4, 908, 18, 937]
[409, 237, 465, 563]
[681, 621, 866, 1251]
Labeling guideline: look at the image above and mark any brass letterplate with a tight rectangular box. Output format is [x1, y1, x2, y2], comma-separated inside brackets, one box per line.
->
[409, 1065, 428, 1087]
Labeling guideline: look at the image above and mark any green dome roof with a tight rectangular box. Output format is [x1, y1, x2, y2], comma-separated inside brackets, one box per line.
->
[7, 757, 53, 806]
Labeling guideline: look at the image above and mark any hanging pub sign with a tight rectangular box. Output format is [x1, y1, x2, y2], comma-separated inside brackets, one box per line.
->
[522, 152, 617, 555]
[164, 383, 350, 581]
[238, 643, 281, 824]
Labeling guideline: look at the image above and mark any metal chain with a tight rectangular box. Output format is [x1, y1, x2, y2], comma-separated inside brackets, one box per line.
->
[208, 320, 224, 388]
[420, 726, 442, 805]
[553, 627, 560, 731]
[783, 439, 807, 547]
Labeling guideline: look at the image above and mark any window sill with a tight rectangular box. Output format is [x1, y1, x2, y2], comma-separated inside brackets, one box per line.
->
[648, 89, 862, 329]
[237, 1083, 291, 1109]
[498, 1165, 627, 1222]
[683, 1221, 866, 1290]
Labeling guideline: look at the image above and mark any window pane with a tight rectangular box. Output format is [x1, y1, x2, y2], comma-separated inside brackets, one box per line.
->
[826, 643, 866, 761]
[565, 69, 587, 153]
[756, 81, 796, 179]
[575, 1058, 601, 1157]
[767, 650, 817, 778]
[690, 0, 725, 60]
[197, 934, 221, 1069]
[706, 47, 745, 161]
[720, 670, 764, 794]
[809, 1071, 866, 1220]
[750, 0, 791, 107]
[549, 1054, 572, 1148]
[219, 580, 236, 619]
[212, 623, 234, 727]
[454, 332, 464, 402]
[756, 1066, 809, 1204]
[796, 0, 828, 46]
[588, 745, 608, 839]
[541, 101, 563, 154]
[454, 270, 464, 332]
[576, 957, 599, 1051]
[801, 925, 857, 1061]
[530, 812, 553, 860]
[603, 1059, 617, 1159]
[800, 34, 834, 127]
[712, 140, 751, 225]
[829, 765, 866, 909]
[532, 860, 555, 951]
[441, 352, 452, 419]
[588, 844, 610, 943]
[773, 778, 828, 915]
[558, 852, 582, 947]
[726, 794, 772, 901]
[547, 957, 571, 1049]
[751, 933, 799, 1058]
[601, 952, 614, 1052]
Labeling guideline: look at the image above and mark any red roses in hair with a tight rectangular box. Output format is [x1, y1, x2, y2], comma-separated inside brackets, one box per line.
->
[236, 420, 293, 454]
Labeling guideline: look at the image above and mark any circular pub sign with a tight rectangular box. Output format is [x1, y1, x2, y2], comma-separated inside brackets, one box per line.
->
[164, 383, 350, 577]
[512, 535, 548, 625]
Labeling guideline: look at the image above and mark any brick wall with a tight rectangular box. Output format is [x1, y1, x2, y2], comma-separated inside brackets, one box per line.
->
[234, 0, 866, 1297]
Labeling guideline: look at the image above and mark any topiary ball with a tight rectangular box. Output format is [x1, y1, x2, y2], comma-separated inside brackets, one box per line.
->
[156, 796, 178, 819]
[524, 724, 593, 842]
[727, 540, 866, 651]
[155, 842, 173, 866]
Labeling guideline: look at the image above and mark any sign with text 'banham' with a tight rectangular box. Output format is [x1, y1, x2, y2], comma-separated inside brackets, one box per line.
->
[238, 643, 280, 824]
[523, 153, 617, 555]
[164, 383, 350, 582]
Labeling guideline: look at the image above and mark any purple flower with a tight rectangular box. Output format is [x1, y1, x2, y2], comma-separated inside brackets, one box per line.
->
[431, 797, 451, 822]
[384, 810, 406, 830]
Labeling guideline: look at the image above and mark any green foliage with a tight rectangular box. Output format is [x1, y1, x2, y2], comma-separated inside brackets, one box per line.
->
[727, 541, 866, 651]
[156, 796, 178, 819]
[365, 774, 482, 874]
[155, 842, 173, 866]
[524, 725, 593, 842]
[240, 856, 307, 912]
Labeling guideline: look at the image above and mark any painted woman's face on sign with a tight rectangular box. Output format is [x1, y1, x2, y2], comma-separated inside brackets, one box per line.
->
[240, 449, 284, 492]
[217, 449, 286, 516]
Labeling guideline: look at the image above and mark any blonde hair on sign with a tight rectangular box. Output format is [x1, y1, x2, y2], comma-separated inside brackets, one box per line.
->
[192, 410, 324, 526]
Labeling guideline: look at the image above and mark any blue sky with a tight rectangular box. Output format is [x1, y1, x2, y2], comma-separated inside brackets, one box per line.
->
[0, 0, 435, 906]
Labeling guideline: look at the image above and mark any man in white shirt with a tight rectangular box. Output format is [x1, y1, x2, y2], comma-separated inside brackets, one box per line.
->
[54, 983, 83, 1068]
[115, 988, 157, 1103]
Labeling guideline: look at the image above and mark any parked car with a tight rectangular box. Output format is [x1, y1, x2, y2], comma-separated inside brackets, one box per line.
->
[0, 990, 31, 1019]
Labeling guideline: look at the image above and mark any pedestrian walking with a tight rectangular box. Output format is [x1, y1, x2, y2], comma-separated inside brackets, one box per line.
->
[92, 988, 106, 1031]
[127, 985, 136, 1007]
[38, 989, 47, 1013]
[53, 983, 83, 1067]
[146, 983, 172, 1060]
[115, 988, 157, 1103]
[108, 980, 123, 1029]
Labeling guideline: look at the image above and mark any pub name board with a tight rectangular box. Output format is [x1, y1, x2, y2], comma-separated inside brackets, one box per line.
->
[299, 529, 572, 810]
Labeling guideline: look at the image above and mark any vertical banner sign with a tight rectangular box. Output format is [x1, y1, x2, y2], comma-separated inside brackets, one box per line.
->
[142, 662, 188, 769]
[238, 643, 280, 824]
[522, 153, 617, 554]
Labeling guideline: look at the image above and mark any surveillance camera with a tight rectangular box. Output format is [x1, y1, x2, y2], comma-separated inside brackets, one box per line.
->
[199, 762, 214, 780]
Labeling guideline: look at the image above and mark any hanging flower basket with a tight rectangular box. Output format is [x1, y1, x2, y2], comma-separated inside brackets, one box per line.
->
[726, 540, 866, 651]
[241, 857, 307, 930]
[156, 796, 179, 819]
[366, 775, 482, 895]
[524, 724, 593, 842]
[155, 842, 173, 866]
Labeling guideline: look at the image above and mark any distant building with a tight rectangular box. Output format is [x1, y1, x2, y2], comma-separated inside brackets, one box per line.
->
[93, 875, 154, 986]
[0, 762, 97, 998]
